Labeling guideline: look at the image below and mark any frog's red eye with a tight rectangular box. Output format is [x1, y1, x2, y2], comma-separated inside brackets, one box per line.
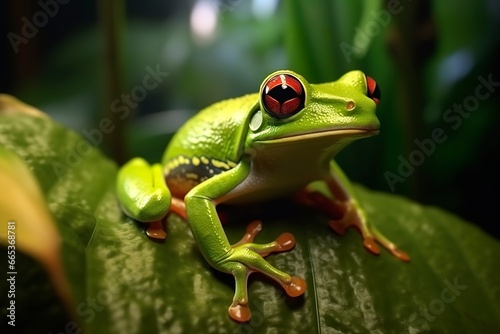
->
[366, 76, 381, 105]
[261, 74, 305, 118]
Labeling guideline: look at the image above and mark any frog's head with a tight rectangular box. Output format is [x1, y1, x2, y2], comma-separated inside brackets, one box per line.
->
[246, 70, 381, 156]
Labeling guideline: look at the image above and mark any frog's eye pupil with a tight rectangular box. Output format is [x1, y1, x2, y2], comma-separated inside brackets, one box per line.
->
[262, 74, 305, 118]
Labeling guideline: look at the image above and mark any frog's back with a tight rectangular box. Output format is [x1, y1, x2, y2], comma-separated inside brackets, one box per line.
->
[163, 93, 257, 197]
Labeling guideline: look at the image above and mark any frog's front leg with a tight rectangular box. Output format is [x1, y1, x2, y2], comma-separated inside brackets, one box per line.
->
[117, 158, 186, 239]
[185, 162, 306, 322]
[297, 161, 409, 262]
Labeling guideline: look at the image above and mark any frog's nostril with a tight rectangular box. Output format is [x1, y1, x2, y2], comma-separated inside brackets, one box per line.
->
[366, 76, 381, 105]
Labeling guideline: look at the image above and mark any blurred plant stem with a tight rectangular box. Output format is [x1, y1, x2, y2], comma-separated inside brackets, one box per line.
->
[97, 0, 128, 164]
[386, 0, 435, 200]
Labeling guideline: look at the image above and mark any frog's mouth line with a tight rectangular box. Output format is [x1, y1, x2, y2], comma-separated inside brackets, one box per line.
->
[258, 128, 379, 144]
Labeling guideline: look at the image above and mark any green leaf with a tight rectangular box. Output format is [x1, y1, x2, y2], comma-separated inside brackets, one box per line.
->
[0, 111, 499, 333]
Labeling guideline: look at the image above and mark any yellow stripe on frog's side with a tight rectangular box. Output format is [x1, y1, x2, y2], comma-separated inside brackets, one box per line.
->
[211, 159, 230, 170]
[192, 157, 201, 166]
[164, 155, 238, 198]
[200, 156, 209, 165]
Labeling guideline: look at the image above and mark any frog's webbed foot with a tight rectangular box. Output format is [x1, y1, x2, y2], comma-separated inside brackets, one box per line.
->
[296, 189, 410, 262]
[327, 203, 381, 252]
[328, 202, 410, 262]
[145, 221, 167, 239]
[221, 221, 307, 322]
[231, 221, 295, 255]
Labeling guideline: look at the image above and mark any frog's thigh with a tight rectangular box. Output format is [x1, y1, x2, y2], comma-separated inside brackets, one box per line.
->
[117, 157, 171, 222]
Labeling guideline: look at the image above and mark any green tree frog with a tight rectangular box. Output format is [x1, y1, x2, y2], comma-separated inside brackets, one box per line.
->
[116, 70, 409, 322]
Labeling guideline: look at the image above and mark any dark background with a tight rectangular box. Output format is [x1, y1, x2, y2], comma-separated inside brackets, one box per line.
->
[1, 0, 499, 238]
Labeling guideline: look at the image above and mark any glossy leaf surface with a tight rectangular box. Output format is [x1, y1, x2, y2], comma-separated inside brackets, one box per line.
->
[0, 113, 499, 333]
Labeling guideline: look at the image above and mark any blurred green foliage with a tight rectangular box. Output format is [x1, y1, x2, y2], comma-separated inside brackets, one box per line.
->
[3, 0, 499, 237]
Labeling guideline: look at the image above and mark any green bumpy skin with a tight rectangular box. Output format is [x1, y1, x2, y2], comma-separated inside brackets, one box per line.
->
[116, 70, 408, 323]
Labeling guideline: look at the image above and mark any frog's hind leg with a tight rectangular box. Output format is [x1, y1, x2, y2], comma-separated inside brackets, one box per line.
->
[169, 197, 187, 219]
[145, 197, 186, 239]
[117, 158, 172, 239]
[295, 162, 409, 262]
[295, 186, 409, 261]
